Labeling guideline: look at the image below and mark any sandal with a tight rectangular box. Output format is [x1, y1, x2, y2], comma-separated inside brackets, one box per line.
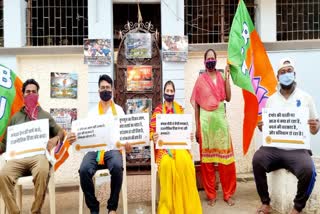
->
[256, 204, 272, 214]
[224, 197, 235, 206]
[207, 198, 217, 207]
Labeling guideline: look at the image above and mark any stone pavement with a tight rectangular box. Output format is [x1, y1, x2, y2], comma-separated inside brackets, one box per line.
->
[16, 175, 283, 214]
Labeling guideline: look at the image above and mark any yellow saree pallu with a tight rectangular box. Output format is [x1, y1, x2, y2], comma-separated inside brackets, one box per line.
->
[150, 102, 202, 214]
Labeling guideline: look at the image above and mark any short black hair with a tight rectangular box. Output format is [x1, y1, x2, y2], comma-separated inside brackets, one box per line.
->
[22, 79, 40, 93]
[204, 48, 217, 60]
[164, 80, 175, 92]
[98, 74, 113, 87]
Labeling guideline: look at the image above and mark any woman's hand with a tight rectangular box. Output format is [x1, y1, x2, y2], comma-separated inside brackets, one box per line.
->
[190, 132, 195, 142]
[225, 64, 230, 81]
[153, 133, 159, 143]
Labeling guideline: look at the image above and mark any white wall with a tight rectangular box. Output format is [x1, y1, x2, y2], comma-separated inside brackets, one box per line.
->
[0, 56, 17, 72]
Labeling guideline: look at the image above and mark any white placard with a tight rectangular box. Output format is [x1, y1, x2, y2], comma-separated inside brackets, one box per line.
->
[156, 114, 192, 149]
[262, 107, 310, 149]
[72, 115, 117, 152]
[114, 113, 150, 148]
[6, 119, 49, 160]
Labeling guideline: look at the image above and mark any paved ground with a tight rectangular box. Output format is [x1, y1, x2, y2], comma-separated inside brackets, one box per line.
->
[10, 175, 282, 214]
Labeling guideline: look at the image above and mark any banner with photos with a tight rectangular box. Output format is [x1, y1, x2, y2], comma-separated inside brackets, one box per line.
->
[162, 35, 188, 62]
[51, 72, 78, 99]
[125, 33, 152, 59]
[126, 65, 153, 91]
[50, 108, 77, 132]
[84, 39, 112, 65]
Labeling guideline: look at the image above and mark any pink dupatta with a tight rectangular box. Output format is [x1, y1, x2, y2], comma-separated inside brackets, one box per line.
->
[190, 71, 226, 111]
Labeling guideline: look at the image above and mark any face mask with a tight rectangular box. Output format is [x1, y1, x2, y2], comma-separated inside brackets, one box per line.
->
[99, 90, 112, 102]
[279, 72, 295, 86]
[205, 59, 217, 71]
[24, 93, 39, 120]
[164, 93, 174, 102]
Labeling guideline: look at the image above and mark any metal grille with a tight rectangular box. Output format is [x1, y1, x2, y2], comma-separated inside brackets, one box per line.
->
[277, 0, 320, 41]
[0, 0, 3, 47]
[26, 0, 88, 46]
[184, 0, 255, 44]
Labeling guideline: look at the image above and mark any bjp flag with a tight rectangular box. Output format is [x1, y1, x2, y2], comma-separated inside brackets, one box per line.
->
[0, 65, 24, 144]
[227, 0, 278, 155]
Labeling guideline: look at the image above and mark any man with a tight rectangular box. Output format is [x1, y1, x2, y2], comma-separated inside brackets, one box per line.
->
[253, 58, 320, 214]
[0, 79, 70, 214]
[79, 74, 131, 214]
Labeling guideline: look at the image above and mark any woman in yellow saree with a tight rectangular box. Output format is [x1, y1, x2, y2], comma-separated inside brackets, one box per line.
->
[150, 80, 202, 214]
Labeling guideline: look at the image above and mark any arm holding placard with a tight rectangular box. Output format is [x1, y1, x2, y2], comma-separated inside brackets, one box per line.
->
[308, 119, 319, 135]
[307, 96, 320, 135]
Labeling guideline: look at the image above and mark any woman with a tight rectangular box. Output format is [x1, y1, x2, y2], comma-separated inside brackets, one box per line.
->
[191, 49, 236, 206]
[150, 80, 202, 214]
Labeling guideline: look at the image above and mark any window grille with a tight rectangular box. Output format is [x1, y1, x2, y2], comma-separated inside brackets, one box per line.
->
[277, 0, 320, 41]
[0, 0, 3, 47]
[184, 0, 255, 44]
[26, 0, 88, 46]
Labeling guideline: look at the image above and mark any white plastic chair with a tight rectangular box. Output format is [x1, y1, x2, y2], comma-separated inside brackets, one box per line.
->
[78, 151, 128, 214]
[151, 141, 200, 214]
[0, 154, 55, 214]
[151, 141, 158, 214]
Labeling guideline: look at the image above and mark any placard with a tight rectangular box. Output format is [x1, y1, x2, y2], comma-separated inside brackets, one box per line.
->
[156, 114, 192, 149]
[71, 115, 117, 152]
[6, 119, 49, 160]
[114, 113, 149, 149]
[262, 107, 310, 149]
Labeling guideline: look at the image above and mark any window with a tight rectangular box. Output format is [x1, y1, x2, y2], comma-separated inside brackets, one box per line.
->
[26, 0, 88, 46]
[277, 0, 320, 41]
[184, 0, 255, 44]
[0, 0, 3, 47]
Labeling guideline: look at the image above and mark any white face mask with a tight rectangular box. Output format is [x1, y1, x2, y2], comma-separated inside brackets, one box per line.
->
[279, 72, 295, 86]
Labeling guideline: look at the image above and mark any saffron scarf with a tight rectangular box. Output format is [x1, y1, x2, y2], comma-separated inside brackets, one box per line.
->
[190, 71, 226, 111]
[96, 101, 117, 165]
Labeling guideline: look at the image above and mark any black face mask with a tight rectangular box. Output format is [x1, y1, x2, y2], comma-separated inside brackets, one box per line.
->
[99, 90, 112, 101]
[164, 93, 174, 102]
[205, 59, 217, 71]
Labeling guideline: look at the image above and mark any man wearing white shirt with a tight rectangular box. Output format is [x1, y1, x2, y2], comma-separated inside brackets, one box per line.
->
[253, 58, 320, 214]
[79, 75, 130, 214]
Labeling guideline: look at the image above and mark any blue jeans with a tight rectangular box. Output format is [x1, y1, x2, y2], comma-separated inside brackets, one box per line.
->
[79, 150, 123, 213]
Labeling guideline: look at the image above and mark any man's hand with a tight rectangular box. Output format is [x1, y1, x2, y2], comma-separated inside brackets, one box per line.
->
[47, 136, 60, 152]
[66, 132, 77, 144]
[124, 143, 132, 153]
[257, 121, 264, 132]
[308, 119, 320, 135]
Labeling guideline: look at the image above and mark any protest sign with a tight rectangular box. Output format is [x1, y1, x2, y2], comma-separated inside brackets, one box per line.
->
[114, 113, 149, 149]
[156, 114, 192, 149]
[72, 115, 117, 152]
[262, 107, 310, 149]
[6, 119, 49, 160]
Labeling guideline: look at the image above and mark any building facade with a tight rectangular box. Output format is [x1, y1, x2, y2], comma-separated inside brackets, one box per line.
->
[0, 0, 320, 184]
